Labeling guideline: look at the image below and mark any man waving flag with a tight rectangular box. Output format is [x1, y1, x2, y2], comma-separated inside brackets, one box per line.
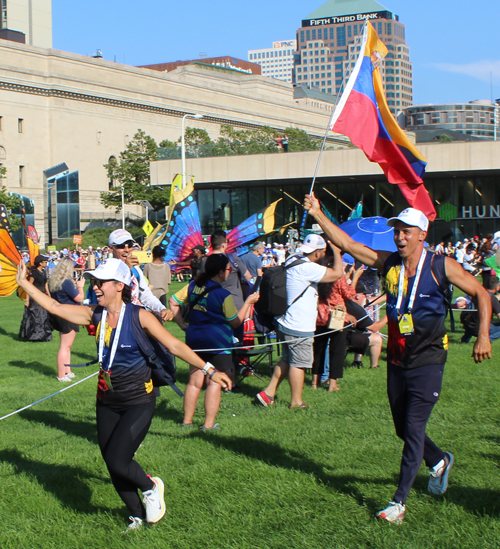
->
[330, 21, 435, 220]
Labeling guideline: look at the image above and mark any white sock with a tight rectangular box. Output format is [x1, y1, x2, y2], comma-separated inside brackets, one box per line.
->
[432, 459, 445, 472]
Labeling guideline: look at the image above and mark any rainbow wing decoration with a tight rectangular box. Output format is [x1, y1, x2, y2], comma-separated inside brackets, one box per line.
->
[156, 180, 203, 263]
[330, 22, 435, 220]
[226, 200, 281, 253]
[0, 205, 11, 231]
[0, 227, 23, 297]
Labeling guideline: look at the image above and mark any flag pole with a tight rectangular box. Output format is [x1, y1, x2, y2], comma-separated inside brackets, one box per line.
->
[300, 20, 369, 233]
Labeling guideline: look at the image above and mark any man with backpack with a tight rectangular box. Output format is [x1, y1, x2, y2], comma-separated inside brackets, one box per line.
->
[256, 234, 343, 409]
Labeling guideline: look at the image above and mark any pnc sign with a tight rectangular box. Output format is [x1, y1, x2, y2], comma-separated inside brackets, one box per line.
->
[273, 40, 296, 49]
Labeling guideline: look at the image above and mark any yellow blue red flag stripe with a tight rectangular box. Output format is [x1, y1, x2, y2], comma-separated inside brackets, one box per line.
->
[330, 22, 436, 220]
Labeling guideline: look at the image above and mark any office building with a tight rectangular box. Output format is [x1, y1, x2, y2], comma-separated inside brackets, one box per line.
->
[0, 39, 337, 246]
[402, 101, 498, 140]
[293, 0, 412, 113]
[248, 40, 296, 83]
[0, 0, 52, 48]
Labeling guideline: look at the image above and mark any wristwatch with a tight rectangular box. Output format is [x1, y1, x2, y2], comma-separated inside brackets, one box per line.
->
[202, 362, 214, 375]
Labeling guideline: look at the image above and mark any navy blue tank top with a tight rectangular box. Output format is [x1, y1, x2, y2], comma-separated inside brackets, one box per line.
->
[94, 303, 155, 405]
[384, 251, 449, 369]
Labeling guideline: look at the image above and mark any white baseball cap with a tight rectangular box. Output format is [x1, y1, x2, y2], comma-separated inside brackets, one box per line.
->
[387, 208, 429, 232]
[299, 234, 327, 254]
[84, 258, 132, 285]
[108, 229, 136, 246]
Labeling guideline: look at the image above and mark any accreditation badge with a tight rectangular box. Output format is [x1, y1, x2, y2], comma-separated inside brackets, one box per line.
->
[101, 368, 113, 392]
[399, 313, 414, 335]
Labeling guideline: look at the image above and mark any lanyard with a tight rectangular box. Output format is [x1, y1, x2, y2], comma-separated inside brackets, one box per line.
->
[395, 249, 427, 315]
[98, 303, 126, 372]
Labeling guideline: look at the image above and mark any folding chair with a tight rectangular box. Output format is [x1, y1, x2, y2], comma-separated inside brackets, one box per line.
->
[234, 306, 274, 383]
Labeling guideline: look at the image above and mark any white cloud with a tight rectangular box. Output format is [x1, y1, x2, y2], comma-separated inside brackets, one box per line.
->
[433, 60, 500, 83]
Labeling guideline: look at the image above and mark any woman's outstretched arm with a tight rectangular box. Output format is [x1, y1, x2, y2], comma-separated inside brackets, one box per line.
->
[16, 262, 94, 326]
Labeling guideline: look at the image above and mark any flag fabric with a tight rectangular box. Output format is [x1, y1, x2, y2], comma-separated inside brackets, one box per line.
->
[329, 22, 436, 220]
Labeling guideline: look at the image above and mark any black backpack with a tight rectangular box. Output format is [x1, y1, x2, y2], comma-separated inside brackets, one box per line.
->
[258, 258, 306, 316]
[91, 304, 184, 397]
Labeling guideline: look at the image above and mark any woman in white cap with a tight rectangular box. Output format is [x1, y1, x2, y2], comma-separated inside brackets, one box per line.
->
[16, 258, 231, 532]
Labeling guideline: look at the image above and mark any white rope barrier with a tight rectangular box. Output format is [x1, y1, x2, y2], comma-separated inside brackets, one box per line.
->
[192, 303, 388, 353]
[0, 302, 390, 422]
[0, 370, 99, 422]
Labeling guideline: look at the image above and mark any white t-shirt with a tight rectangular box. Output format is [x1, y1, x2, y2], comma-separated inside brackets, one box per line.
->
[276, 248, 286, 265]
[455, 248, 465, 264]
[277, 255, 327, 335]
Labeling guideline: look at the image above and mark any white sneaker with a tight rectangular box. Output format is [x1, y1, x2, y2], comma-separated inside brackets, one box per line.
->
[376, 501, 406, 524]
[57, 375, 72, 382]
[428, 452, 454, 495]
[121, 516, 143, 533]
[143, 477, 165, 524]
[66, 372, 76, 379]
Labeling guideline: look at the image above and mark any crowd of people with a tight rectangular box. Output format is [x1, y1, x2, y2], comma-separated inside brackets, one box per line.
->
[13, 207, 499, 529]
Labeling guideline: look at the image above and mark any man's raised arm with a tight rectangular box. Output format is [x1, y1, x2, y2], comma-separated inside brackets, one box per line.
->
[304, 192, 390, 272]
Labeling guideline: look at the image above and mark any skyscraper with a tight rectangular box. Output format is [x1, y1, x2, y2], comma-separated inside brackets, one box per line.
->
[0, 0, 52, 48]
[293, 0, 412, 113]
[248, 40, 297, 83]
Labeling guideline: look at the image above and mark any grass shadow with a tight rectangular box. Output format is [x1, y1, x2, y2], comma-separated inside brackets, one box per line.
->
[154, 398, 184, 424]
[9, 359, 55, 378]
[0, 326, 21, 340]
[71, 351, 98, 362]
[0, 448, 109, 514]
[20, 409, 98, 445]
[192, 433, 392, 514]
[195, 433, 500, 517]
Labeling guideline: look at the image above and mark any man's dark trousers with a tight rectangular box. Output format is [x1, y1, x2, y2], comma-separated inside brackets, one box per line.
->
[387, 362, 447, 503]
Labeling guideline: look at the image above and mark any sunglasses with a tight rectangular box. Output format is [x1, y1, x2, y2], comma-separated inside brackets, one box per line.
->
[90, 278, 113, 289]
[113, 241, 135, 249]
[226, 266, 233, 273]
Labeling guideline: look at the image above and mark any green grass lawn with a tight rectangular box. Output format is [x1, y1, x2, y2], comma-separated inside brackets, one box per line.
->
[0, 282, 499, 549]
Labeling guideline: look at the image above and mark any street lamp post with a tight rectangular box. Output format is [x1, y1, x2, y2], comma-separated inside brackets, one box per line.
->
[181, 113, 203, 188]
[121, 185, 125, 229]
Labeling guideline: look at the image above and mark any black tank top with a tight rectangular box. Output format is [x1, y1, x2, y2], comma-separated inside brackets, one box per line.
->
[384, 252, 449, 369]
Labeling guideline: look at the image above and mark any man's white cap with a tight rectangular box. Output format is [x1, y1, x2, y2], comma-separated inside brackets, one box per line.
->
[108, 229, 135, 246]
[494, 231, 500, 241]
[299, 234, 327, 254]
[84, 258, 132, 285]
[387, 208, 429, 232]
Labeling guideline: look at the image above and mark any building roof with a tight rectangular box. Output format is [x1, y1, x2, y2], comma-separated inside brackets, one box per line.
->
[305, 0, 389, 19]
[294, 85, 337, 104]
[414, 129, 482, 144]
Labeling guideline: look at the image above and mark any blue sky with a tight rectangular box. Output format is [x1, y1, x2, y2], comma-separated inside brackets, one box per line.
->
[52, 0, 499, 105]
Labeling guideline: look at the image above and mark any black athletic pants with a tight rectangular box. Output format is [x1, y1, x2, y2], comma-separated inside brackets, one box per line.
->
[312, 325, 345, 380]
[387, 363, 446, 504]
[96, 400, 156, 518]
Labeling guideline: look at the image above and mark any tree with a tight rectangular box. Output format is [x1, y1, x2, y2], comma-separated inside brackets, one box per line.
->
[0, 168, 22, 233]
[181, 125, 321, 157]
[100, 129, 169, 212]
[184, 127, 214, 158]
[440, 134, 453, 143]
[158, 139, 180, 160]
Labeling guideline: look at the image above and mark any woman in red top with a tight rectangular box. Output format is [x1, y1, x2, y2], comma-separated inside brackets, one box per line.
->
[312, 269, 360, 391]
